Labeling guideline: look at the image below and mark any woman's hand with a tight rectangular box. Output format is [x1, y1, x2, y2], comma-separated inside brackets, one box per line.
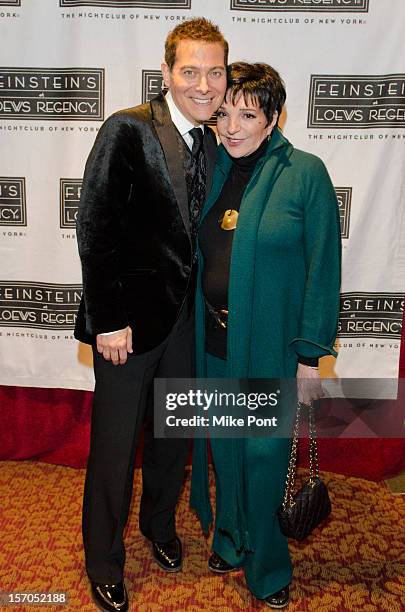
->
[296, 363, 323, 405]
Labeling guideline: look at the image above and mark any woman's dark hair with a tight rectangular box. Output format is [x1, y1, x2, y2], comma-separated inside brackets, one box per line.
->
[225, 62, 286, 124]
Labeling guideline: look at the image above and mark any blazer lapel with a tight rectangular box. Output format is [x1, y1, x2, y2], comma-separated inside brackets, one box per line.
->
[151, 95, 191, 237]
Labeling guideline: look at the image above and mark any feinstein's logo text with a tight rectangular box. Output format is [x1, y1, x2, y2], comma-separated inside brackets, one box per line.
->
[142, 70, 164, 104]
[60, 0, 191, 7]
[0, 177, 26, 226]
[0, 68, 104, 121]
[308, 75, 405, 128]
[335, 187, 351, 239]
[0, 282, 82, 329]
[338, 293, 403, 339]
[60, 179, 81, 228]
[230, 0, 369, 12]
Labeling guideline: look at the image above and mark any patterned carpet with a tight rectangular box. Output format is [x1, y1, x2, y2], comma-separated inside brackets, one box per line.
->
[0, 461, 404, 611]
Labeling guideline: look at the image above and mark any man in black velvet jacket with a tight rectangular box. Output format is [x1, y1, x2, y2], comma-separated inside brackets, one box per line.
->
[74, 18, 228, 612]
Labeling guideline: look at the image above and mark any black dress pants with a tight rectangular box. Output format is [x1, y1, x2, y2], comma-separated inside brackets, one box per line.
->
[82, 307, 193, 583]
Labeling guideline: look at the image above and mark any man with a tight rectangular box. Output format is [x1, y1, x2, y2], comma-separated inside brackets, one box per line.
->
[74, 17, 228, 612]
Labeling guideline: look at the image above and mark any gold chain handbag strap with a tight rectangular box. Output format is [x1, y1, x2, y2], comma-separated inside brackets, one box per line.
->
[308, 401, 320, 484]
[281, 401, 320, 510]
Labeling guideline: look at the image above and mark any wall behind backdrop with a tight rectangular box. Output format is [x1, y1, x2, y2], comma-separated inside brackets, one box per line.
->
[0, 0, 404, 391]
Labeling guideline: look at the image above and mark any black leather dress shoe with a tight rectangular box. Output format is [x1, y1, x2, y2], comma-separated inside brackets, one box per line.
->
[208, 551, 236, 574]
[90, 581, 128, 612]
[152, 536, 182, 572]
[264, 585, 290, 609]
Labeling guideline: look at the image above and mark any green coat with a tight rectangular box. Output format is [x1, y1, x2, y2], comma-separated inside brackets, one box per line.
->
[191, 128, 341, 549]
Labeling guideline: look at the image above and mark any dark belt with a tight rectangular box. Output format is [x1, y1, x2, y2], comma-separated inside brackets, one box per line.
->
[205, 300, 228, 329]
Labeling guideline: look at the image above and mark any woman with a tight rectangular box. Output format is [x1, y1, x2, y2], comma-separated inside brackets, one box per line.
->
[190, 63, 341, 608]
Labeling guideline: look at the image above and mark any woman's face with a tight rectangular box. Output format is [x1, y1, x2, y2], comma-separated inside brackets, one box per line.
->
[216, 90, 277, 158]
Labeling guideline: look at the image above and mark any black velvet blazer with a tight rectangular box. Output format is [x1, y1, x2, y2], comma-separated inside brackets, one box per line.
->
[74, 93, 217, 353]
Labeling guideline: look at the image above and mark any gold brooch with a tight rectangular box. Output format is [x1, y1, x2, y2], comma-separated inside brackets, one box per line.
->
[219, 209, 239, 231]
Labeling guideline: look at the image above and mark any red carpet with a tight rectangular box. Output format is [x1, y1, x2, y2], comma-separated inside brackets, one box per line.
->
[0, 383, 404, 480]
[1, 305, 404, 479]
[1, 461, 404, 611]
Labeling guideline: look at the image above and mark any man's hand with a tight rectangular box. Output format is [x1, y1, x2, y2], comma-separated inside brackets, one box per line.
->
[296, 363, 323, 405]
[96, 326, 133, 365]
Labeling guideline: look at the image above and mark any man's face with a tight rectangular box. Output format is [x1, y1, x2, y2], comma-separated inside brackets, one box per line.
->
[161, 39, 227, 126]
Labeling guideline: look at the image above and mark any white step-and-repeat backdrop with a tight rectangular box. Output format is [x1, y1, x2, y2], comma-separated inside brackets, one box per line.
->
[0, 0, 404, 390]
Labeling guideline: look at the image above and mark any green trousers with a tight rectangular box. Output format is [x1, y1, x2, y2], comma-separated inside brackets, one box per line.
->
[206, 353, 293, 599]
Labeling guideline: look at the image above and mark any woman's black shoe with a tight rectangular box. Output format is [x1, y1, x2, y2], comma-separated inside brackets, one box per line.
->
[264, 585, 290, 609]
[90, 581, 128, 612]
[208, 551, 236, 574]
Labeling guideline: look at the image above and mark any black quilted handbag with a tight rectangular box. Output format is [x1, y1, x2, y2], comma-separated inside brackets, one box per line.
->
[277, 402, 331, 541]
